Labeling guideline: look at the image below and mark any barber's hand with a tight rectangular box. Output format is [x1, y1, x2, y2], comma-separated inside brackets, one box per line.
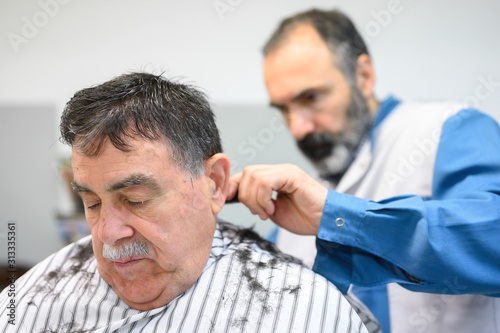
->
[228, 164, 328, 236]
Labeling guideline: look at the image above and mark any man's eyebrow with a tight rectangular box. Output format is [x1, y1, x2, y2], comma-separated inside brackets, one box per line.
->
[291, 88, 314, 102]
[270, 101, 284, 110]
[291, 86, 328, 102]
[269, 86, 329, 109]
[71, 182, 93, 194]
[71, 174, 162, 195]
[106, 174, 161, 193]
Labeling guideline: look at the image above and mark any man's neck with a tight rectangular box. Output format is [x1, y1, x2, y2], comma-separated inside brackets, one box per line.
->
[367, 95, 380, 118]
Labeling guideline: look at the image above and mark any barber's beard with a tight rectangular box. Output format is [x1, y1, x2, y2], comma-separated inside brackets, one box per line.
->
[102, 240, 150, 260]
[296, 87, 371, 180]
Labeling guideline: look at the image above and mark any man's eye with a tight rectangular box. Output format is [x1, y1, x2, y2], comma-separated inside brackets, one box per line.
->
[276, 106, 289, 118]
[86, 202, 101, 210]
[127, 200, 145, 207]
[305, 93, 318, 102]
[271, 104, 287, 114]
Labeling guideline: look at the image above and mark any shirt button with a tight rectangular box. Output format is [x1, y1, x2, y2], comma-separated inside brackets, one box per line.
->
[335, 217, 345, 227]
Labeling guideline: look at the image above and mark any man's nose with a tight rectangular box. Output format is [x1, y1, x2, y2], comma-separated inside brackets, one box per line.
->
[288, 109, 316, 141]
[98, 203, 134, 246]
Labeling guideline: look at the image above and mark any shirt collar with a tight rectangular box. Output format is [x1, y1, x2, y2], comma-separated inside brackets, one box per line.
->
[370, 95, 401, 148]
[372, 95, 401, 131]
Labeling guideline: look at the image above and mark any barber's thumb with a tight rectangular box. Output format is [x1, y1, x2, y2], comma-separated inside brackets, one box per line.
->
[227, 181, 238, 200]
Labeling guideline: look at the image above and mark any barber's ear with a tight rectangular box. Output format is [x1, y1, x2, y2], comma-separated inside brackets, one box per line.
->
[355, 54, 376, 99]
[204, 153, 230, 214]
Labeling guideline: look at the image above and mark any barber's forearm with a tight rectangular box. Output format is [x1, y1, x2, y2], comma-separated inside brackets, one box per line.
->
[315, 189, 500, 296]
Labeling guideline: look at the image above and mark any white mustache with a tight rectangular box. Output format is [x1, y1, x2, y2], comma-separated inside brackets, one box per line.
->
[102, 240, 149, 260]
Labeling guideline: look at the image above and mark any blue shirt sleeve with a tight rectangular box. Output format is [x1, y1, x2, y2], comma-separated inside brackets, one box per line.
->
[313, 109, 500, 296]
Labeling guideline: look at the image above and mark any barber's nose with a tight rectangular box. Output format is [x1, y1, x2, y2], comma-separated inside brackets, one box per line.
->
[98, 204, 134, 245]
[288, 110, 316, 141]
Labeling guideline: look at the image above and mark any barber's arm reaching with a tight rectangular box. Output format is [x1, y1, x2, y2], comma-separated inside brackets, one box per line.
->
[228, 108, 500, 297]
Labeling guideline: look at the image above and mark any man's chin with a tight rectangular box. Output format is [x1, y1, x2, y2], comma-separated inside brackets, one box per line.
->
[97, 262, 198, 311]
[104, 272, 173, 311]
[298, 146, 333, 161]
[308, 146, 351, 177]
[118, 292, 168, 311]
[97, 264, 164, 310]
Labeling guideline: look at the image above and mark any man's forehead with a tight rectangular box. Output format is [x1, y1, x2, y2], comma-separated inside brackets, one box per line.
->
[285, 24, 325, 46]
[268, 24, 330, 58]
[71, 136, 175, 167]
[70, 138, 179, 191]
[73, 134, 171, 155]
[264, 25, 339, 100]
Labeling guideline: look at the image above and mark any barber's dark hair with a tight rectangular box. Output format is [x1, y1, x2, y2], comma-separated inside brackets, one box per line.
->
[263, 9, 369, 83]
[60, 72, 222, 177]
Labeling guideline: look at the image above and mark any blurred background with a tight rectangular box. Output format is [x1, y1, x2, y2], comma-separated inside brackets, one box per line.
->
[1, 0, 499, 268]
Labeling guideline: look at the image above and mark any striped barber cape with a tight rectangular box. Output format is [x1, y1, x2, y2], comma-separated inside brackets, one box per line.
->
[0, 222, 374, 332]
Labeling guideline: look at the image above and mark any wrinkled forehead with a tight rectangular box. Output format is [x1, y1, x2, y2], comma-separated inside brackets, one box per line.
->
[71, 135, 186, 187]
[71, 125, 172, 156]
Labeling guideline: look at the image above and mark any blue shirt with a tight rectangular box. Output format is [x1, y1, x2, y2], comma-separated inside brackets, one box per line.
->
[313, 98, 500, 298]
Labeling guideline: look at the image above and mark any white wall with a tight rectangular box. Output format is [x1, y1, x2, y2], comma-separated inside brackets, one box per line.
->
[0, 105, 60, 266]
[1, 0, 500, 264]
[2, 0, 500, 114]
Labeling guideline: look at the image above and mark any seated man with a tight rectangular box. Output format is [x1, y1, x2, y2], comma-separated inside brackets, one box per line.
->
[0, 73, 377, 332]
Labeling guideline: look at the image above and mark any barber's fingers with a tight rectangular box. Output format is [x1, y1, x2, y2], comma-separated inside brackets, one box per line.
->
[256, 181, 276, 219]
[241, 168, 276, 220]
[227, 172, 242, 201]
[229, 164, 326, 235]
[233, 164, 297, 220]
[228, 171, 273, 218]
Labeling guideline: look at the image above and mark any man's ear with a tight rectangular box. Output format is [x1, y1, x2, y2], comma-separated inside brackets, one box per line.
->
[355, 54, 376, 99]
[204, 153, 230, 214]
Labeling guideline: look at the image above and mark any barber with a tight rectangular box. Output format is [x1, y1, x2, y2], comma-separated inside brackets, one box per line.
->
[228, 8, 500, 333]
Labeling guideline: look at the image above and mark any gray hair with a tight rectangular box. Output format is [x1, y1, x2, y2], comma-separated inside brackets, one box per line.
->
[60, 72, 222, 178]
[263, 9, 370, 84]
[102, 240, 149, 261]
